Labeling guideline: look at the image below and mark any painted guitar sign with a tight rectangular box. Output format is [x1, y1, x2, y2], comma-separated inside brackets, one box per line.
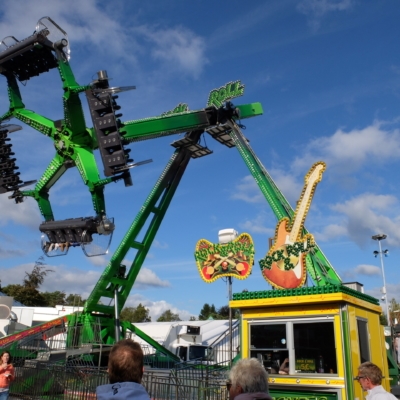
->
[259, 162, 326, 289]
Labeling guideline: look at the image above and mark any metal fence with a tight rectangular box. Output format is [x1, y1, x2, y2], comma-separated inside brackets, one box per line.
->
[4, 317, 232, 399]
[8, 364, 229, 400]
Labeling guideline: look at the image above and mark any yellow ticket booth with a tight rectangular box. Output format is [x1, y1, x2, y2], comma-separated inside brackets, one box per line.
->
[230, 285, 390, 400]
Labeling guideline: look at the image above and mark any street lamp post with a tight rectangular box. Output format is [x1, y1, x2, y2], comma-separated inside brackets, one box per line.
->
[372, 234, 390, 326]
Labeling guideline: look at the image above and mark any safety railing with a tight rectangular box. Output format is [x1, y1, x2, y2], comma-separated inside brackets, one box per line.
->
[8, 364, 229, 400]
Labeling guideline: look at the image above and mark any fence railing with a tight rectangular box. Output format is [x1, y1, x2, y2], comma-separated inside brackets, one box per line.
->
[9, 364, 229, 400]
[5, 318, 231, 399]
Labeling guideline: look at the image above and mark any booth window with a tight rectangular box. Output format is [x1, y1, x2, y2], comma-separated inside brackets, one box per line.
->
[250, 324, 288, 374]
[357, 318, 370, 363]
[249, 319, 337, 375]
[293, 321, 337, 374]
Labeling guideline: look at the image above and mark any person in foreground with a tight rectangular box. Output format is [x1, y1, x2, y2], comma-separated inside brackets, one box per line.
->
[96, 339, 150, 400]
[228, 358, 272, 400]
[355, 361, 397, 400]
[0, 351, 15, 400]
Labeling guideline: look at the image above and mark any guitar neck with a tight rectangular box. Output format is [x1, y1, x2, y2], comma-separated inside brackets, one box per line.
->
[289, 184, 314, 242]
[288, 162, 325, 243]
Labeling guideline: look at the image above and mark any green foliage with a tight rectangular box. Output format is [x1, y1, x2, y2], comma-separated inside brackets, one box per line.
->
[42, 291, 66, 307]
[23, 256, 53, 289]
[380, 313, 388, 326]
[65, 294, 86, 306]
[199, 303, 239, 320]
[157, 309, 181, 322]
[2, 257, 53, 306]
[120, 303, 151, 322]
[199, 303, 218, 320]
[2, 284, 47, 307]
[218, 305, 230, 318]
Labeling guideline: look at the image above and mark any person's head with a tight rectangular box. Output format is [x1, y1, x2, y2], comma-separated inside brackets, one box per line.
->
[356, 362, 383, 391]
[108, 339, 144, 384]
[228, 358, 268, 399]
[0, 352, 10, 364]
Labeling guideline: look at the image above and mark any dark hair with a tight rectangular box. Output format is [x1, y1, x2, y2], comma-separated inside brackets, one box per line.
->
[0, 351, 11, 365]
[358, 362, 382, 385]
[108, 339, 144, 384]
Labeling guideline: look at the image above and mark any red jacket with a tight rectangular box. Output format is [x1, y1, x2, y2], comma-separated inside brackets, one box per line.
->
[0, 364, 14, 389]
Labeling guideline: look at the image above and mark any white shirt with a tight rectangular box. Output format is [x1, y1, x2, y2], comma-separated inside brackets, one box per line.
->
[366, 385, 398, 400]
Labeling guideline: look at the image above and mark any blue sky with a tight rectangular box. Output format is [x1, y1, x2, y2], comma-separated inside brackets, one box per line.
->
[0, 0, 399, 320]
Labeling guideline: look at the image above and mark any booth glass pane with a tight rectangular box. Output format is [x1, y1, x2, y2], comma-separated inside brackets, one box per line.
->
[293, 321, 337, 374]
[250, 324, 287, 349]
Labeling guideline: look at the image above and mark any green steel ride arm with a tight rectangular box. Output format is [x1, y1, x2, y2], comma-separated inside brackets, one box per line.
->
[225, 119, 342, 286]
[120, 103, 262, 143]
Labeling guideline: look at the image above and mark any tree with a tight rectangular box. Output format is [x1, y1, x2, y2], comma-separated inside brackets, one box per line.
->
[217, 305, 230, 319]
[120, 304, 151, 322]
[389, 298, 400, 325]
[217, 305, 240, 319]
[23, 256, 53, 289]
[198, 303, 239, 320]
[199, 303, 218, 320]
[2, 257, 53, 306]
[42, 291, 66, 307]
[157, 310, 181, 322]
[65, 294, 86, 307]
[189, 316, 197, 321]
[2, 284, 47, 306]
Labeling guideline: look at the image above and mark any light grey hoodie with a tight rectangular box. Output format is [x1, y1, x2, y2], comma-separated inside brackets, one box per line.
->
[96, 381, 151, 400]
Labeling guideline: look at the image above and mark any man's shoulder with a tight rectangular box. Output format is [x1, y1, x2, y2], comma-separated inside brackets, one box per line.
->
[235, 392, 273, 400]
[369, 385, 398, 400]
[96, 381, 150, 400]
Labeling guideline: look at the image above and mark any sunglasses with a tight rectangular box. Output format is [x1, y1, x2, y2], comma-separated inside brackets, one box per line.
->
[226, 382, 232, 391]
[354, 376, 366, 381]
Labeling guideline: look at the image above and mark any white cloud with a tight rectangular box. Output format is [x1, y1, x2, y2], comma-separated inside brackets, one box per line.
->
[0, 196, 41, 229]
[366, 282, 400, 304]
[232, 169, 301, 207]
[0, 1, 138, 62]
[88, 255, 108, 267]
[269, 168, 303, 206]
[340, 264, 381, 282]
[314, 223, 347, 241]
[1, 262, 170, 301]
[292, 122, 400, 173]
[297, 0, 354, 31]
[239, 214, 274, 235]
[231, 175, 265, 204]
[353, 264, 381, 276]
[121, 259, 170, 289]
[137, 25, 208, 78]
[152, 240, 169, 250]
[0, 247, 26, 259]
[136, 268, 170, 289]
[124, 294, 193, 321]
[331, 193, 400, 247]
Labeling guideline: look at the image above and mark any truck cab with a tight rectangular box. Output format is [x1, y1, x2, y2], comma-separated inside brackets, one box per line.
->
[175, 344, 213, 362]
[172, 325, 213, 363]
